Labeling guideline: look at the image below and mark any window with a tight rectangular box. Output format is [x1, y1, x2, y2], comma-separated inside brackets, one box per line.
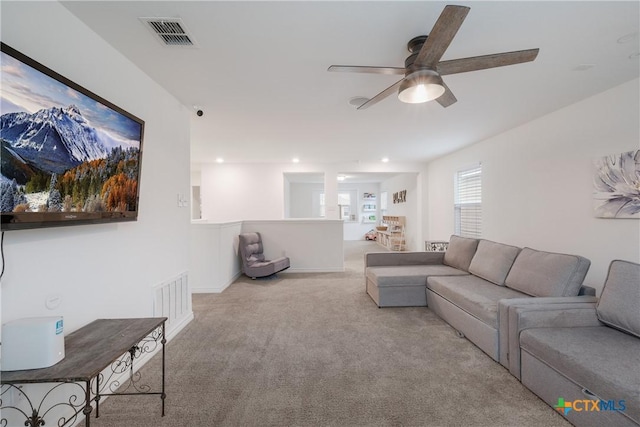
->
[318, 191, 356, 220]
[318, 192, 326, 218]
[454, 165, 482, 238]
[338, 192, 351, 220]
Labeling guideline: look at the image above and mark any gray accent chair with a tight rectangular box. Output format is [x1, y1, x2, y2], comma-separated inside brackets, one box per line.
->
[238, 232, 290, 279]
[511, 260, 640, 427]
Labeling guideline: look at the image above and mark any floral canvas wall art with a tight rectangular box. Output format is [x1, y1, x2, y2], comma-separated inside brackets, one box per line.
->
[593, 150, 640, 218]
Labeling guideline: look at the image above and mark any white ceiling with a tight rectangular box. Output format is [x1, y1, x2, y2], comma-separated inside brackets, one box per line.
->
[62, 1, 639, 166]
[285, 171, 405, 184]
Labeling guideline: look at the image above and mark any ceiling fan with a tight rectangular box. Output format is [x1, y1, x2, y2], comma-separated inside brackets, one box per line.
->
[328, 5, 539, 109]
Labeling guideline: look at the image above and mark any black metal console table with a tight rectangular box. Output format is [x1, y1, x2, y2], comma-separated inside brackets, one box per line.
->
[0, 317, 167, 427]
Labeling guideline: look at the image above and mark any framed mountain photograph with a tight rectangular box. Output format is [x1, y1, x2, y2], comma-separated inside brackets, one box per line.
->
[0, 43, 145, 231]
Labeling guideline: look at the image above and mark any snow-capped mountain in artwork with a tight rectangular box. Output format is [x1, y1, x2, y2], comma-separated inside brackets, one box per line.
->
[0, 105, 109, 174]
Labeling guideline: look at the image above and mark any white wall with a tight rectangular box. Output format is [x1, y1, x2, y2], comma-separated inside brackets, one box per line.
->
[200, 162, 425, 245]
[285, 181, 383, 240]
[190, 221, 242, 293]
[1, 2, 191, 331]
[201, 163, 286, 221]
[283, 175, 291, 218]
[242, 220, 344, 272]
[191, 170, 202, 187]
[425, 78, 640, 293]
[190, 219, 343, 295]
[289, 182, 324, 218]
[191, 170, 202, 218]
[381, 173, 420, 250]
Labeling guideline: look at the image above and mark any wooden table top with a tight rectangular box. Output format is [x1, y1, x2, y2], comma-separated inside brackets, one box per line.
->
[1, 318, 166, 384]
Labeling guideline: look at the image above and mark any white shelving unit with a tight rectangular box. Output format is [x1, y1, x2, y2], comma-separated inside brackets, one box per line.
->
[376, 215, 406, 251]
[362, 193, 377, 223]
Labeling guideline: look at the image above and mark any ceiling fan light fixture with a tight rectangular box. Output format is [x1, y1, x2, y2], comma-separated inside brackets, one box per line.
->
[398, 70, 445, 104]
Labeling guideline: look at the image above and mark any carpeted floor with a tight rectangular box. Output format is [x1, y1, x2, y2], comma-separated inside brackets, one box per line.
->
[91, 241, 568, 427]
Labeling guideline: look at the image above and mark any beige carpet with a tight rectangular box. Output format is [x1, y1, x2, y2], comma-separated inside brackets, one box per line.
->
[90, 241, 568, 427]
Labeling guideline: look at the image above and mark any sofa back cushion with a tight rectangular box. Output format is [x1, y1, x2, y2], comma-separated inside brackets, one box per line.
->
[443, 235, 479, 272]
[468, 240, 521, 286]
[504, 247, 590, 297]
[596, 260, 640, 338]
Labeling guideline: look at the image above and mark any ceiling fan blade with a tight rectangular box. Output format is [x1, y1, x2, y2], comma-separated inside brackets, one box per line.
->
[437, 49, 540, 75]
[328, 65, 406, 75]
[414, 5, 470, 68]
[357, 79, 405, 110]
[436, 81, 457, 108]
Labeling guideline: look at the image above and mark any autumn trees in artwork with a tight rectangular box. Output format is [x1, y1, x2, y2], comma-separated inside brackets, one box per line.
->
[56, 146, 139, 213]
[1, 146, 140, 213]
[101, 173, 138, 212]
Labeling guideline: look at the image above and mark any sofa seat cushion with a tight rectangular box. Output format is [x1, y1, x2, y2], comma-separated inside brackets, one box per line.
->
[427, 275, 530, 328]
[521, 326, 640, 424]
[468, 239, 521, 286]
[597, 260, 640, 338]
[366, 265, 468, 287]
[505, 247, 591, 297]
[246, 257, 290, 277]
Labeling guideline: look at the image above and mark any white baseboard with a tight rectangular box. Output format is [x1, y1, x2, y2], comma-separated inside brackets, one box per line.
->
[166, 311, 194, 340]
[286, 267, 345, 273]
[191, 271, 242, 293]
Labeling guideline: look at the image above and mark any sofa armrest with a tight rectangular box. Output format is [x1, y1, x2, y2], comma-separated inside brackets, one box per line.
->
[507, 302, 600, 379]
[365, 251, 445, 267]
[497, 296, 598, 368]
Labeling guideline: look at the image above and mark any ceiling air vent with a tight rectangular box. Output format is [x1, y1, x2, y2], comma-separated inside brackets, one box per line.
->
[140, 17, 196, 47]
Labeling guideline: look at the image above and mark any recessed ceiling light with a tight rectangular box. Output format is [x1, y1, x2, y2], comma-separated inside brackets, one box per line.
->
[629, 52, 640, 60]
[215, 157, 224, 163]
[292, 157, 300, 163]
[381, 157, 390, 163]
[617, 32, 638, 44]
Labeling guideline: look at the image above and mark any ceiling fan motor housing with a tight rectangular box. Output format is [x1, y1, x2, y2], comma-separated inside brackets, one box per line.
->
[405, 36, 429, 72]
[407, 35, 428, 53]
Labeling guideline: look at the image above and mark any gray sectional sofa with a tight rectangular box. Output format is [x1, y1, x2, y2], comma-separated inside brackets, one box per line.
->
[365, 235, 596, 361]
[508, 260, 640, 427]
[365, 236, 638, 426]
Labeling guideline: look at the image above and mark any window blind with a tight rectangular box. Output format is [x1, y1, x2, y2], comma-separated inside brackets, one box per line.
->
[337, 193, 351, 205]
[454, 165, 482, 238]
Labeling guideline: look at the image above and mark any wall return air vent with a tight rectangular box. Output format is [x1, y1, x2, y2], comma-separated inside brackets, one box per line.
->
[140, 17, 196, 46]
